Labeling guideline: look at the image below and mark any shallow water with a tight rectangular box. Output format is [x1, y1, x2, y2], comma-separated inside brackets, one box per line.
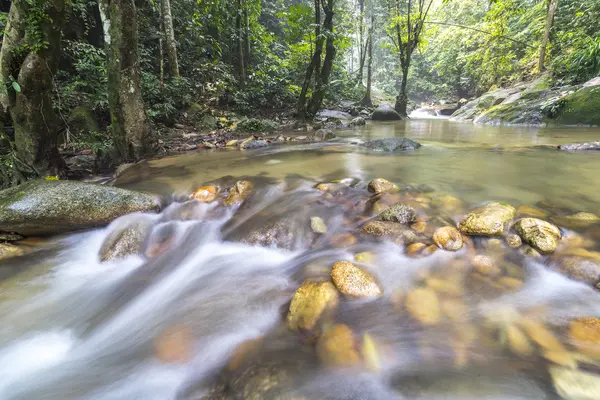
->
[2, 119, 600, 399]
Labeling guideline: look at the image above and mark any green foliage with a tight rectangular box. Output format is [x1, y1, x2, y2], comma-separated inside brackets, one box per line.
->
[236, 118, 279, 133]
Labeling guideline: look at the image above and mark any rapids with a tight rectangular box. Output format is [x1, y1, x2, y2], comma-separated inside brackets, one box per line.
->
[2, 119, 600, 399]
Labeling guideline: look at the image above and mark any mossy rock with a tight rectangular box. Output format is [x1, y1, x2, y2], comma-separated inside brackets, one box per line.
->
[555, 86, 600, 126]
[68, 107, 100, 135]
[0, 180, 160, 236]
[236, 118, 279, 133]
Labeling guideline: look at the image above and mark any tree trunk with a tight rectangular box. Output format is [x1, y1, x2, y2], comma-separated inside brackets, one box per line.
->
[243, 0, 250, 70]
[297, 0, 323, 119]
[100, 0, 155, 162]
[236, 0, 246, 88]
[361, 18, 374, 107]
[307, 0, 336, 117]
[538, 0, 558, 72]
[357, 0, 365, 84]
[161, 0, 180, 78]
[159, 4, 165, 88]
[0, 0, 66, 179]
[395, 63, 409, 118]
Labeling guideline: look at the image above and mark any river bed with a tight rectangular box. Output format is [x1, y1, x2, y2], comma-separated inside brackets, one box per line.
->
[1, 119, 600, 399]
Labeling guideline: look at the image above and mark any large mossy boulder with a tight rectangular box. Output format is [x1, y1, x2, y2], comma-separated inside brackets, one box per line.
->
[361, 137, 421, 152]
[0, 180, 160, 236]
[555, 86, 600, 126]
[371, 104, 403, 121]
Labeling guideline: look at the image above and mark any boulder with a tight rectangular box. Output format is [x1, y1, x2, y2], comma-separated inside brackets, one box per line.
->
[317, 324, 361, 368]
[367, 178, 399, 194]
[349, 117, 366, 127]
[361, 137, 421, 152]
[313, 129, 336, 141]
[0, 180, 160, 236]
[458, 202, 515, 236]
[568, 317, 600, 358]
[405, 287, 441, 326]
[371, 104, 403, 121]
[558, 142, 600, 151]
[514, 218, 561, 254]
[552, 251, 600, 287]
[287, 280, 339, 331]
[331, 261, 382, 298]
[377, 203, 417, 224]
[361, 220, 417, 245]
[554, 86, 600, 126]
[239, 137, 268, 150]
[433, 226, 463, 251]
[190, 186, 218, 202]
[224, 180, 253, 206]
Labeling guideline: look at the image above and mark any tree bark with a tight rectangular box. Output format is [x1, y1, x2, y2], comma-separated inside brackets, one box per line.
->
[361, 17, 374, 107]
[100, 0, 155, 161]
[161, 0, 180, 78]
[538, 0, 558, 72]
[357, 0, 365, 84]
[395, 64, 409, 117]
[297, 0, 323, 119]
[307, 0, 336, 117]
[243, 0, 250, 69]
[236, 0, 246, 88]
[0, 0, 66, 179]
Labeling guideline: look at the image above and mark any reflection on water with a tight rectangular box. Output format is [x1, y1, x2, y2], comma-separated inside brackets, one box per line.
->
[1, 119, 600, 399]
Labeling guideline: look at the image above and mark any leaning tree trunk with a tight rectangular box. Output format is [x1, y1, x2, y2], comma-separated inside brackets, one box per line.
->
[538, 0, 558, 72]
[100, 0, 155, 161]
[307, 0, 336, 117]
[296, 0, 323, 119]
[0, 0, 65, 179]
[361, 20, 374, 107]
[161, 0, 180, 78]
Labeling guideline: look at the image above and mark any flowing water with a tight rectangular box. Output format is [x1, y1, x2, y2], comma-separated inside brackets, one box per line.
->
[2, 119, 600, 399]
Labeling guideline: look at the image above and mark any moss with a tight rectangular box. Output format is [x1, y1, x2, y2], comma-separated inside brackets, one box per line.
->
[555, 86, 600, 126]
[68, 107, 100, 135]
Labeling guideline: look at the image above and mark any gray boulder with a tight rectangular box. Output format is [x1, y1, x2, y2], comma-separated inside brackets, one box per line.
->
[0, 180, 160, 236]
[371, 104, 403, 121]
[558, 142, 600, 151]
[361, 137, 421, 152]
[313, 129, 336, 141]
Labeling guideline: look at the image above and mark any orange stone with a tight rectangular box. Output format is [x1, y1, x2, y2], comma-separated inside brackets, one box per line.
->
[190, 186, 218, 202]
[154, 324, 193, 363]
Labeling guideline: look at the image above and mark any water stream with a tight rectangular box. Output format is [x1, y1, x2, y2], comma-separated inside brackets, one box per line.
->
[2, 119, 600, 399]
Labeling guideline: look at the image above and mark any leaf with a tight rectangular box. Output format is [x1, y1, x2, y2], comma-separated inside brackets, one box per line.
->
[11, 81, 21, 93]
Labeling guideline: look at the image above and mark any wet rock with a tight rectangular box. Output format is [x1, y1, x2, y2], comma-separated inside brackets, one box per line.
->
[310, 216, 327, 234]
[99, 218, 153, 262]
[516, 205, 548, 218]
[361, 333, 381, 372]
[568, 317, 600, 358]
[458, 202, 516, 236]
[367, 178, 399, 194]
[405, 287, 441, 326]
[371, 104, 403, 121]
[354, 251, 375, 264]
[472, 255, 502, 277]
[506, 234, 522, 248]
[287, 280, 339, 331]
[329, 233, 357, 248]
[239, 137, 268, 150]
[505, 325, 534, 357]
[227, 338, 264, 371]
[518, 319, 565, 353]
[0, 243, 24, 261]
[313, 129, 336, 141]
[558, 142, 600, 151]
[0, 180, 160, 236]
[498, 276, 524, 290]
[431, 194, 464, 213]
[224, 180, 254, 206]
[190, 186, 218, 202]
[554, 212, 600, 230]
[226, 139, 239, 147]
[514, 218, 561, 254]
[361, 137, 421, 152]
[550, 366, 600, 400]
[553, 254, 600, 286]
[331, 261, 382, 298]
[315, 182, 340, 193]
[377, 203, 417, 224]
[362, 220, 417, 245]
[0, 232, 24, 242]
[317, 324, 361, 368]
[153, 324, 193, 364]
[433, 226, 463, 251]
[349, 116, 366, 127]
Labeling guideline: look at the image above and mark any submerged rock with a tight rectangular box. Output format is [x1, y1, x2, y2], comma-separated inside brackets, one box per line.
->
[514, 218, 561, 254]
[0, 180, 160, 236]
[367, 178, 399, 194]
[371, 104, 403, 121]
[377, 203, 417, 224]
[433, 226, 463, 251]
[310, 216, 327, 234]
[553, 212, 600, 230]
[405, 287, 441, 326]
[361, 137, 421, 152]
[239, 137, 268, 150]
[224, 180, 253, 206]
[569, 317, 600, 358]
[287, 280, 339, 331]
[349, 116, 366, 127]
[558, 142, 600, 151]
[553, 252, 600, 287]
[550, 366, 600, 400]
[331, 261, 382, 298]
[99, 217, 154, 262]
[458, 202, 515, 236]
[361, 220, 417, 244]
[153, 324, 193, 364]
[317, 324, 361, 368]
[313, 129, 336, 141]
[0, 243, 24, 261]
